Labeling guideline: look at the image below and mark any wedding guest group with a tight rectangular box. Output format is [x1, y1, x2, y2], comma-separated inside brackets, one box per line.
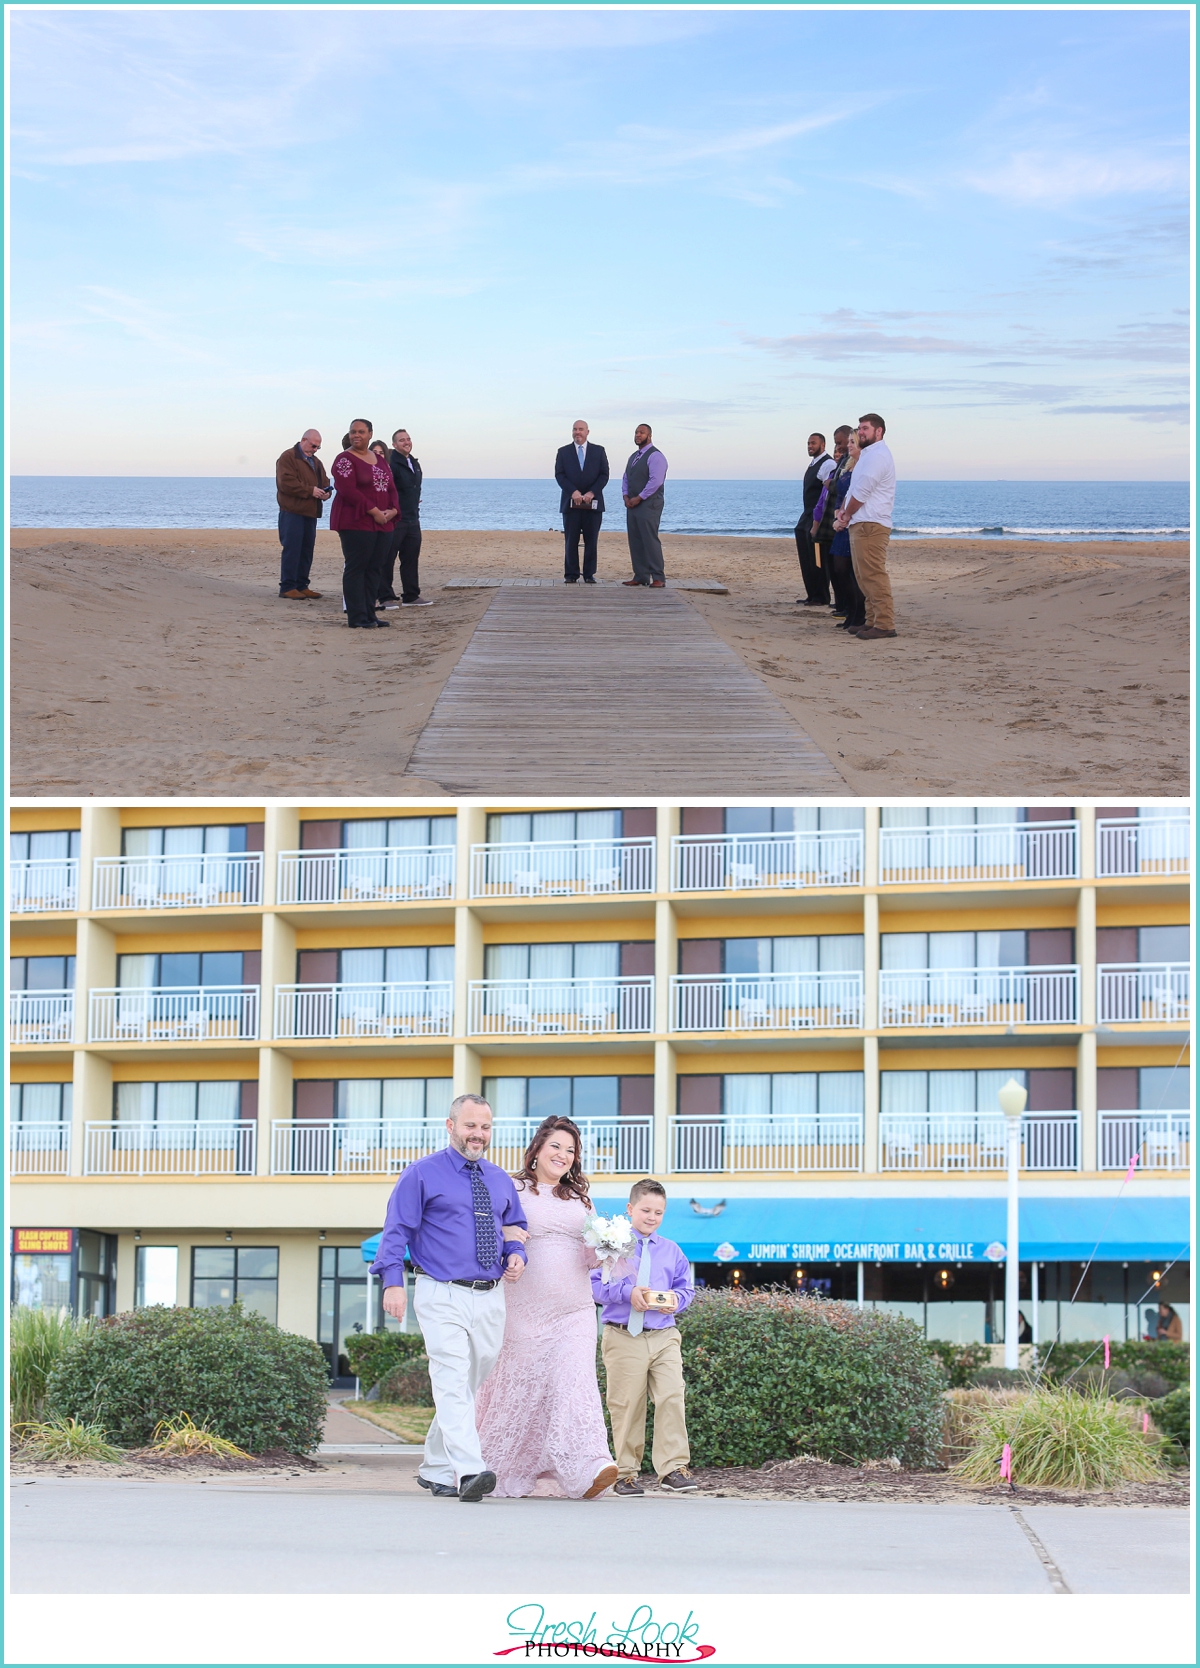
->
[274, 429, 330, 600]
[554, 420, 609, 583]
[798, 412, 898, 641]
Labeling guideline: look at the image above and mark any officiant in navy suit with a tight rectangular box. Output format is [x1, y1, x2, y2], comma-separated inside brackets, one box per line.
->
[554, 420, 610, 583]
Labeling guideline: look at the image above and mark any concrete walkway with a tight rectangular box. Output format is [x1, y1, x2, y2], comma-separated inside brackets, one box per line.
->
[10, 1477, 1188, 1594]
[408, 585, 846, 794]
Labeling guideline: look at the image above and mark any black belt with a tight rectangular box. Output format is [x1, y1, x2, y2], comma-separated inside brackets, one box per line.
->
[413, 1265, 498, 1291]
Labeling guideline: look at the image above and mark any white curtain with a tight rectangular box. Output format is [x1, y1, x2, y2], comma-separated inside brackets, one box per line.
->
[488, 813, 531, 844]
[929, 807, 975, 828]
[929, 931, 974, 969]
[530, 943, 576, 981]
[118, 954, 157, 988]
[483, 1077, 527, 1120]
[725, 1074, 771, 1121]
[18, 1084, 66, 1123]
[344, 819, 386, 849]
[123, 828, 165, 857]
[771, 937, 818, 974]
[339, 1080, 383, 1120]
[818, 1072, 864, 1119]
[531, 811, 577, 844]
[818, 808, 865, 831]
[770, 1073, 817, 1121]
[928, 1071, 975, 1115]
[818, 935, 864, 972]
[975, 1069, 1025, 1113]
[424, 1079, 454, 1122]
[198, 1082, 240, 1123]
[116, 1082, 156, 1122]
[575, 810, 620, 842]
[427, 946, 454, 984]
[342, 949, 385, 984]
[162, 826, 206, 855]
[157, 1082, 198, 1123]
[881, 934, 926, 971]
[881, 1072, 926, 1117]
[379, 1079, 428, 1122]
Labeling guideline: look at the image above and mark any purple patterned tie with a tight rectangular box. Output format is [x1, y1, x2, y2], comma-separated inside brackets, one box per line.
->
[465, 1160, 499, 1269]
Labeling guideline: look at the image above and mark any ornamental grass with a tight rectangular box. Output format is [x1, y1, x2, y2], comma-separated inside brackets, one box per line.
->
[9, 1305, 85, 1424]
[150, 1413, 250, 1460]
[952, 1384, 1165, 1490]
[14, 1415, 123, 1464]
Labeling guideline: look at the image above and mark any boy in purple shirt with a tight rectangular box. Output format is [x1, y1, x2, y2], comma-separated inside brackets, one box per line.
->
[590, 1178, 696, 1493]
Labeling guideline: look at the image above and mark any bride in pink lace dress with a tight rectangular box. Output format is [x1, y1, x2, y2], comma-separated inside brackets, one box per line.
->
[476, 1117, 617, 1499]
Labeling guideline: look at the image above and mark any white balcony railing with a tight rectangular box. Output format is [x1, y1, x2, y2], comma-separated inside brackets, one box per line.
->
[271, 1116, 654, 1176]
[92, 853, 262, 910]
[880, 1113, 1080, 1172]
[879, 820, 1079, 884]
[672, 829, 863, 892]
[1096, 816, 1191, 878]
[9, 858, 79, 913]
[276, 846, 456, 905]
[1099, 1112, 1191, 1172]
[671, 971, 864, 1032]
[83, 1121, 257, 1176]
[879, 966, 1080, 1027]
[1098, 963, 1190, 1025]
[273, 982, 453, 1040]
[469, 837, 655, 899]
[669, 1116, 863, 1173]
[88, 986, 259, 1043]
[467, 977, 654, 1036]
[9, 990, 75, 1045]
[10, 1125, 71, 1175]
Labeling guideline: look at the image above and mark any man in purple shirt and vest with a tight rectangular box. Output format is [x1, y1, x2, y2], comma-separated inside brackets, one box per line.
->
[591, 1178, 697, 1493]
[621, 423, 668, 588]
[371, 1093, 529, 1501]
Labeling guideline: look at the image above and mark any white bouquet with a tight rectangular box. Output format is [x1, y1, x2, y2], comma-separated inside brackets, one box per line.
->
[582, 1212, 636, 1280]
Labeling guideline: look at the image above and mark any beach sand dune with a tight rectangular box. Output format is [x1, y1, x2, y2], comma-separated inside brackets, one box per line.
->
[10, 527, 1189, 798]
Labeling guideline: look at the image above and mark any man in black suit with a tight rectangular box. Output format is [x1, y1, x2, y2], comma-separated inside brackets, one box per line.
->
[554, 420, 610, 583]
[794, 431, 835, 607]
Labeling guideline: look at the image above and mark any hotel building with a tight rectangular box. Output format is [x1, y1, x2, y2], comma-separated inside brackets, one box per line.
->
[9, 799, 1191, 1374]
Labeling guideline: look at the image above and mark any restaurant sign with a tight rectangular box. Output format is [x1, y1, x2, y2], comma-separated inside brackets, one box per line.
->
[747, 1240, 990, 1263]
[12, 1229, 73, 1255]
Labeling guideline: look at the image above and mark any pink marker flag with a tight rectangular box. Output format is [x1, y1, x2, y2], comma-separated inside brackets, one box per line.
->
[1000, 1443, 1012, 1480]
[1125, 1152, 1140, 1183]
[1104, 1336, 1111, 1369]
[1143, 1412, 1151, 1434]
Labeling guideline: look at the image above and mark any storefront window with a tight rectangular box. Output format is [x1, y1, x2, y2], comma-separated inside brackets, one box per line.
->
[191, 1246, 278, 1324]
[11, 1252, 72, 1310]
[135, 1245, 179, 1307]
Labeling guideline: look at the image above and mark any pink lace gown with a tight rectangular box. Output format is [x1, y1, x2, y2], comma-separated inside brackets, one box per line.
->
[475, 1186, 614, 1498]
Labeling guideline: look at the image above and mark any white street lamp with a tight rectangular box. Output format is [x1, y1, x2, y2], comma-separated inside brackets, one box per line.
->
[998, 1077, 1028, 1369]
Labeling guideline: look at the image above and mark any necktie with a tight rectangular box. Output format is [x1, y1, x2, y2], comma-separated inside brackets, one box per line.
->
[577, 445, 585, 470]
[465, 1160, 499, 1270]
[628, 1236, 654, 1336]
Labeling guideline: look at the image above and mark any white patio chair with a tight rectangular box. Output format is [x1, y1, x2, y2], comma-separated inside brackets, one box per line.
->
[957, 996, 990, 1024]
[586, 865, 622, 894]
[736, 998, 770, 1029]
[727, 861, 758, 889]
[503, 1002, 533, 1032]
[1143, 1129, 1181, 1169]
[128, 882, 162, 909]
[512, 869, 544, 896]
[578, 1000, 612, 1031]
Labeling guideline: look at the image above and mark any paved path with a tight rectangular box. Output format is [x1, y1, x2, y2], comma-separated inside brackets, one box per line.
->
[9, 1478, 1188, 1594]
[408, 585, 846, 795]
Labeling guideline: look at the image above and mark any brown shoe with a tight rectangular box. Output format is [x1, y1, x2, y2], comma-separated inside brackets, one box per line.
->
[582, 1463, 619, 1499]
[280, 589, 308, 599]
[857, 627, 897, 639]
[621, 578, 646, 587]
[301, 589, 322, 599]
[649, 579, 666, 588]
[658, 1468, 698, 1492]
[613, 1476, 645, 1496]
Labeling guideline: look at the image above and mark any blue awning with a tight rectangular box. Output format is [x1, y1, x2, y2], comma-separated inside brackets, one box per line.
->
[361, 1196, 1189, 1269]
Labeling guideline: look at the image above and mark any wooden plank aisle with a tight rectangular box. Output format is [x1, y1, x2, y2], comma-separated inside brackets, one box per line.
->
[409, 586, 848, 794]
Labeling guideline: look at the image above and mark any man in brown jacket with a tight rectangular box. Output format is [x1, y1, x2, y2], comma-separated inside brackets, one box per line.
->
[275, 429, 331, 599]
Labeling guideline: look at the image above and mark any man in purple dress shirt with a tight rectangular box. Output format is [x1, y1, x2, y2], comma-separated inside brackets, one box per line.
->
[621, 423, 668, 587]
[371, 1094, 528, 1501]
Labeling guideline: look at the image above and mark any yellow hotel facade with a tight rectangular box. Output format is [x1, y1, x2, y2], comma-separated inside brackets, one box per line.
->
[10, 799, 1190, 1375]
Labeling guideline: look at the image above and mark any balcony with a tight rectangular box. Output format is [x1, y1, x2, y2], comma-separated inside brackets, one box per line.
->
[880, 1112, 1079, 1172]
[469, 837, 655, 898]
[466, 977, 654, 1036]
[270, 1116, 653, 1176]
[879, 820, 1079, 884]
[9, 858, 79, 914]
[273, 982, 453, 1040]
[9, 990, 75, 1045]
[671, 971, 864, 1032]
[1097, 816, 1191, 878]
[1098, 963, 1190, 1025]
[672, 829, 863, 892]
[93, 853, 262, 910]
[88, 986, 260, 1043]
[1100, 1112, 1190, 1172]
[879, 966, 1080, 1027]
[10, 1126, 71, 1175]
[669, 1116, 863, 1173]
[83, 1121, 257, 1175]
[276, 846, 455, 905]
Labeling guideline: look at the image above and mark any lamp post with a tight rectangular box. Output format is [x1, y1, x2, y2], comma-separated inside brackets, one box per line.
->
[998, 1077, 1028, 1369]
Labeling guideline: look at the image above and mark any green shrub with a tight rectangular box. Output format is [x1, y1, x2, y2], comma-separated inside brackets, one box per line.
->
[47, 1305, 329, 1454]
[953, 1385, 1165, 1490]
[342, 1331, 426, 1389]
[377, 1356, 433, 1406]
[1039, 1339, 1188, 1388]
[969, 1366, 1028, 1391]
[663, 1290, 947, 1470]
[10, 1306, 87, 1424]
[1153, 1387, 1190, 1454]
[926, 1341, 992, 1388]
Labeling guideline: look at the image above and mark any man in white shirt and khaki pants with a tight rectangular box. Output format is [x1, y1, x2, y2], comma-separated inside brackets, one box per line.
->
[833, 412, 897, 640]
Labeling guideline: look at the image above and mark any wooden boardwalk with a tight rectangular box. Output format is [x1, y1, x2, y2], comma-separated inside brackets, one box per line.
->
[409, 586, 847, 794]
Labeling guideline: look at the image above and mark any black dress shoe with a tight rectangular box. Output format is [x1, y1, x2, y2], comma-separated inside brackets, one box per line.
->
[458, 1470, 497, 1503]
[564, 577, 578, 584]
[583, 577, 597, 584]
[417, 1475, 458, 1498]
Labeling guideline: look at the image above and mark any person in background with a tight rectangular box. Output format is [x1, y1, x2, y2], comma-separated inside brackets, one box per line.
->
[833, 412, 897, 641]
[810, 424, 852, 614]
[1151, 1301, 1184, 1342]
[829, 428, 866, 633]
[794, 432, 836, 607]
[329, 419, 399, 630]
[555, 420, 610, 584]
[1017, 1311, 1033, 1344]
[274, 428, 330, 600]
[370, 440, 389, 464]
[381, 429, 431, 608]
[621, 424, 668, 588]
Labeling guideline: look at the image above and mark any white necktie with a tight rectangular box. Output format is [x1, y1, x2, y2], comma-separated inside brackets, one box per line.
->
[577, 445, 585, 469]
[628, 1236, 653, 1336]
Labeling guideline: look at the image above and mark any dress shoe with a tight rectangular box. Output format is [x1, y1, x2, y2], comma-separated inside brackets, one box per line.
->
[613, 1476, 645, 1496]
[621, 578, 646, 586]
[417, 1475, 458, 1498]
[458, 1470, 497, 1503]
[649, 579, 666, 588]
[857, 627, 897, 639]
[799, 598, 825, 607]
[280, 589, 308, 600]
[582, 1463, 619, 1499]
[583, 576, 597, 584]
[564, 577, 578, 584]
[301, 589, 323, 599]
[658, 1468, 698, 1492]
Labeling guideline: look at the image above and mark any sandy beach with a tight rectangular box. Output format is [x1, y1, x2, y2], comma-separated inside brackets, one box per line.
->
[10, 527, 1189, 798]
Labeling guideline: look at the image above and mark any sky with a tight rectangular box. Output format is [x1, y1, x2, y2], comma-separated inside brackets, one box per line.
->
[8, 4, 1192, 479]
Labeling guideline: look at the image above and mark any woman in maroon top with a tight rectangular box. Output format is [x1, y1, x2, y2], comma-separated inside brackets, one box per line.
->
[330, 419, 400, 629]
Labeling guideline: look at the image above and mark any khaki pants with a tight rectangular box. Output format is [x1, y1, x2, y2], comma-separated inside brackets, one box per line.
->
[601, 1323, 690, 1479]
[848, 521, 894, 631]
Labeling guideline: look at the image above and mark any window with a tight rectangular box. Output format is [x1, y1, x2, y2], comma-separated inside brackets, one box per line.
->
[484, 942, 624, 981]
[10, 830, 80, 861]
[116, 950, 257, 988]
[77, 1232, 116, 1319]
[486, 809, 643, 844]
[114, 1081, 253, 1123]
[1138, 925, 1190, 963]
[882, 1070, 1028, 1117]
[122, 824, 257, 856]
[482, 1076, 652, 1122]
[678, 1072, 864, 1123]
[679, 935, 863, 975]
[319, 1246, 379, 1377]
[11, 1250, 72, 1311]
[12, 1083, 72, 1124]
[681, 807, 863, 835]
[334, 1078, 453, 1122]
[301, 815, 456, 850]
[191, 1247, 278, 1323]
[10, 955, 75, 991]
[1139, 1066, 1191, 1113]
[296, 946, 454, 985]
[135, 1245, 179, 1307]
[880, 807, 1036, 828]
[882, 931, 1029, 970]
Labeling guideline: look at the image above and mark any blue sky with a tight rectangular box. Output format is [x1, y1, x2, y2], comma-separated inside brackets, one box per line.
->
[9, 5, 1191, 479]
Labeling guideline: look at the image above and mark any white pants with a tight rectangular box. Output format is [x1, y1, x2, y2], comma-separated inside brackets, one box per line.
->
[414, 1276, 507, 1487]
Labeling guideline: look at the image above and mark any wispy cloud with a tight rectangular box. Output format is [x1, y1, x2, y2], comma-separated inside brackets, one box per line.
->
[1049, 401, 1189, 424]
[962, 147, 1187, 204]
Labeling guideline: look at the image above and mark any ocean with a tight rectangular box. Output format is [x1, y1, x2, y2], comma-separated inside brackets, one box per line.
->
[10, 476, 1190, 541]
